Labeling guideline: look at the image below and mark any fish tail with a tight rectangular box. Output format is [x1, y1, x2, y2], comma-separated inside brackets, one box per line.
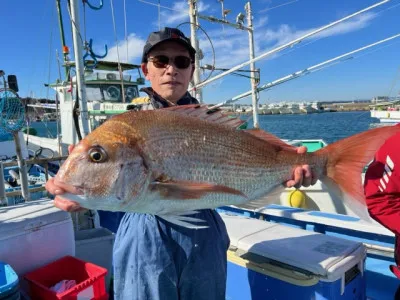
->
[314, 124, 400, 220]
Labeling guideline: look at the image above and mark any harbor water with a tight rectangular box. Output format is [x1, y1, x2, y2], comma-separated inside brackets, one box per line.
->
[249, 111, 383, 144]
[29, 111, 384, 145]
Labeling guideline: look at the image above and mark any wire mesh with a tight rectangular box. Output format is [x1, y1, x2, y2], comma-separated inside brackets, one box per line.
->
[0, 90, 25, 133]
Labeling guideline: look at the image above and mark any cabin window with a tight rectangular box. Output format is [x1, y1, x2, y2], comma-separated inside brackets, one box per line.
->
[85, 84, 139, 102]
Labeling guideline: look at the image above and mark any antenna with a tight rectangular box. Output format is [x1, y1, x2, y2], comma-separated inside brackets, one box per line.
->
[218, 0, 231, 20]
[158, 0, 161, 30]
[188, 0, 203, 102]
[191, 1, 259, 126]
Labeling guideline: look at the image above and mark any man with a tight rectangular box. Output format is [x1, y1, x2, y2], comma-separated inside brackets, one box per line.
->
[46, 27, 317, 300]
[364, 128, 400, 282]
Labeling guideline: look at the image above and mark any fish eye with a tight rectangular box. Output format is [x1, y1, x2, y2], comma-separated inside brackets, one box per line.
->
[88, 147, 107, 163]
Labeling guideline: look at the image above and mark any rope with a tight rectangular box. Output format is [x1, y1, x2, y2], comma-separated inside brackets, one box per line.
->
[124, 0, 129, 62]
[109, 0, 126, 102]
[386, 64, 400, 99]
[176, 22, 216, 85]
[158, 0, 161, 30]
[136, 0, 184, 13]
[46, 4, 55, 102]
[83, 2, 87, 44]
[66, 1, 84, 45]
[258, 0, 300, 14]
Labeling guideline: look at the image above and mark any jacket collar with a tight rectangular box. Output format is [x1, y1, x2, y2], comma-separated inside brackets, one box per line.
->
[140, 87, 199, 108]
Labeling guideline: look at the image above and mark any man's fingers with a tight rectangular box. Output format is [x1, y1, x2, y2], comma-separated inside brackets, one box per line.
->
[284, 162, 318, 189]
[45, 178, 66, 195]
[293, 168, 303, 189]
[301, 165, 312, 187]
[53, 196, 84, 212]
[68, 144, 75, 154]
[285, 167, 303, 188]
[296, 146, 307, 154]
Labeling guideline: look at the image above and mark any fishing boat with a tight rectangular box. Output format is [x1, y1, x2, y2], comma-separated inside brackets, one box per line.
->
[370, 101, 400, 123]
[0, 78, 56, 207]
[23, 60, 146, 158]
[1, 0, 399, 299]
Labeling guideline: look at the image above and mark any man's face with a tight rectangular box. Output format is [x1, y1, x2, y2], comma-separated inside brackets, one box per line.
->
[142, 41, 194, 103]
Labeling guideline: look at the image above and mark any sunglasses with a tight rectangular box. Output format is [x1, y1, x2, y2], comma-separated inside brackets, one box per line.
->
[148, 55, 193, 69]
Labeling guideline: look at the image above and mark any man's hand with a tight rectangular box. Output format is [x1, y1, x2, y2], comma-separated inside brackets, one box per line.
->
[285, 146, 318, 189]
[45, 144, 85, 212]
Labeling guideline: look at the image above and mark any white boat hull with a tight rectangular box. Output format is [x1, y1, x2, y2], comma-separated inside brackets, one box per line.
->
[370, 110, 400, 123]
[22, 134, 68, 158]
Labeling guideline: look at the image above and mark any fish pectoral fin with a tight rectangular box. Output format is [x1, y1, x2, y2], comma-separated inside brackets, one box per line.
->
[149, 180, 246, 200]
[158, 213, 209, 229]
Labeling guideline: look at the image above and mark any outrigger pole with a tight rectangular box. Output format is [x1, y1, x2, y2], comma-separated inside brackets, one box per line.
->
[191, 0, 390, 92]
[209, 32, 400, 109]
[189, 0, 390, 127]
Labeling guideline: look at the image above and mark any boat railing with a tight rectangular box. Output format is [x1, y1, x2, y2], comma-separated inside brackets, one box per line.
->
[2, 155, 68, 199]
[218, 204, 395, 257]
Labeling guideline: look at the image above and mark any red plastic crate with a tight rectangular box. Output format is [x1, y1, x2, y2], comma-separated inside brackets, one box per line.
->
[24, 255, 108, 300]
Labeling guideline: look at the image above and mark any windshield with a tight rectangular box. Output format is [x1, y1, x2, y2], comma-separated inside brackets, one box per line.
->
[85, 84, 139, 103]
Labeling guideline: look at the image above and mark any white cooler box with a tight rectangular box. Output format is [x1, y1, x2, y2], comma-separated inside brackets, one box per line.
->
[0, 199, 75, 276]
[221, 213, 366, 300]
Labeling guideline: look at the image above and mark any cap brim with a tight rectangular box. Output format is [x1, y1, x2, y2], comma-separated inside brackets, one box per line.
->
[142, 39, 196, 63]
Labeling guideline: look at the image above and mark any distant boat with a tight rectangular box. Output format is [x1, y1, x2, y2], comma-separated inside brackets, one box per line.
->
[369, 99, 400, 123]
[299, 102, 315, 113]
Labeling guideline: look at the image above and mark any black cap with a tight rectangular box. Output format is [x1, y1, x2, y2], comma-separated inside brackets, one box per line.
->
[141, 27, 196, 63]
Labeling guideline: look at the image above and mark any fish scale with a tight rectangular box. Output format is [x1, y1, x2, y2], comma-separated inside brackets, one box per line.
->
[142, 123, 301, 198]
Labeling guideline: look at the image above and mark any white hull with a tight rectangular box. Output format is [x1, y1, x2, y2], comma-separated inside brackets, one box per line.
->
[370, 110, 400, 123]
[22, 134, 68, 158]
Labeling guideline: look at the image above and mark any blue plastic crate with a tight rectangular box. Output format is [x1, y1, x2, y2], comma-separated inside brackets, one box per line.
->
[0, 262, 19, 299]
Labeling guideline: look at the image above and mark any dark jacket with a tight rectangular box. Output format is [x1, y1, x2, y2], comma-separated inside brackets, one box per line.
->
[130, 87, 199, 111]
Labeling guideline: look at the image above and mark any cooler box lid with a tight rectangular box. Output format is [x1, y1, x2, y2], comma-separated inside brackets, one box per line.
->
[0, 199, 71, 238]
[221, 213, 366, 281]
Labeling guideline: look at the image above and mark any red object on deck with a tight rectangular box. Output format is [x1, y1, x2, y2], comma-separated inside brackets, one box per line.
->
[24, 255, 108, 300]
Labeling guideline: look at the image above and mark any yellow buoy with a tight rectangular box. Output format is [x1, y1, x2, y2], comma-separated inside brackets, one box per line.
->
[287, 190, 307, 208]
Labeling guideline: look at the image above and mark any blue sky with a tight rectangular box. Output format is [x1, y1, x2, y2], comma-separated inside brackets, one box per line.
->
[1, 0, 400, 105]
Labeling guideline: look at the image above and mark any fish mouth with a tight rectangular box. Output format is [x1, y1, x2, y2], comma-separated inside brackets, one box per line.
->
[53, 178, 84, 195]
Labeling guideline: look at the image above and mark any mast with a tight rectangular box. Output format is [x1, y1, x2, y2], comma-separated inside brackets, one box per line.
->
[188, 0, 203, 102]
[69, 0, 90, 139]
[55, 0, 70, 80]
[245, 2, 259, 128]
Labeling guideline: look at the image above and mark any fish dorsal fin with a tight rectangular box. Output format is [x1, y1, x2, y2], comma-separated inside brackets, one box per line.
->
[244, 129, 298, 152]
[163, 104, 247, 129]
